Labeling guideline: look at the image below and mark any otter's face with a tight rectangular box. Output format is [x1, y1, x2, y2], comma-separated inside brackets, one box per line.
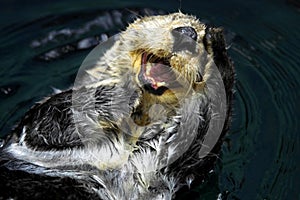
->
[120, 13, 209, 102]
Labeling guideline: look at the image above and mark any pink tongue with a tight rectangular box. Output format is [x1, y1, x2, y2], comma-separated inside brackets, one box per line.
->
[149, 62, 175, 82]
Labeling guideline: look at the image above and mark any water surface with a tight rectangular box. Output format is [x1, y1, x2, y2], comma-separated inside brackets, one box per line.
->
[0, 0, 299, 199]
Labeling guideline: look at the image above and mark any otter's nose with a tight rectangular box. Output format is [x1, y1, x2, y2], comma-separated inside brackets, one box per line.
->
[172, 26, 198, 54]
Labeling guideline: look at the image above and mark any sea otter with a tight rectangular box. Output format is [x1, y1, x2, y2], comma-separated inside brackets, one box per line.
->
[0, 12, 234, 200]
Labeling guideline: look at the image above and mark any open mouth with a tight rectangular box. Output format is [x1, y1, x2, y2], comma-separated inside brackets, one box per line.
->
[138, 52, 179, 95]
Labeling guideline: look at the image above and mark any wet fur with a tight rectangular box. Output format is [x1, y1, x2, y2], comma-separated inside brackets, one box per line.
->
[0, 13, 234, 200]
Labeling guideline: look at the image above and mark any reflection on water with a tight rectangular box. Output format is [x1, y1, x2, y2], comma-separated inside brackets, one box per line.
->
[0, 0, 299, 199]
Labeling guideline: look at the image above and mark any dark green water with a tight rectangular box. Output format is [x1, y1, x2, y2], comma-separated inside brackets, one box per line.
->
[0, 0, 299, 199]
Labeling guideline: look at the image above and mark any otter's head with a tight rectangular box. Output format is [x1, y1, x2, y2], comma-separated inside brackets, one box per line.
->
[118, 13, 210, 102]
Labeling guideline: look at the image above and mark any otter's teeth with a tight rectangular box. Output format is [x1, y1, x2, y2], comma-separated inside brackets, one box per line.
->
[146, 63, 152, 76]
[151, 81, 167, 90]
[156, 81, 166, 87]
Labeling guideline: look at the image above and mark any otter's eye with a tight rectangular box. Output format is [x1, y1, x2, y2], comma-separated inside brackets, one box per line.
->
[172, 26, 197, 41]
